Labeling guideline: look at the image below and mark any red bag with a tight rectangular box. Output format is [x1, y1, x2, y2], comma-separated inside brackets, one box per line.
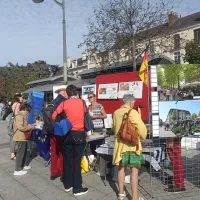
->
[118, 109, 139, 150]
[24, 131, 31, 140]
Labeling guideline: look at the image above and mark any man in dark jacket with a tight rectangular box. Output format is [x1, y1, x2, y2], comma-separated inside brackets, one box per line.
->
[50, 85, 68, 181]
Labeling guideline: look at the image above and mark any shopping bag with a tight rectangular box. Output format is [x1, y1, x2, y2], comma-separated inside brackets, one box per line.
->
[54, 118, 72, 136]
[81, 156, 89, 174]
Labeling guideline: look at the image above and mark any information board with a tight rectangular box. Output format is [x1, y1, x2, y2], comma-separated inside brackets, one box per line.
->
[98, 83, 118, 99]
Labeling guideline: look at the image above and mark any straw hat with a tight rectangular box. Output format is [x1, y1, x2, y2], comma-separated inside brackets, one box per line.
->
[54, 85, 67, 93]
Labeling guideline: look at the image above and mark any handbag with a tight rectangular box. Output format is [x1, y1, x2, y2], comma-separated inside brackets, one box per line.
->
[82, 100, 94, 132]
[54, 118, 72, 136]
[118, 109, 139, 149]
[24, 131, 31, 140]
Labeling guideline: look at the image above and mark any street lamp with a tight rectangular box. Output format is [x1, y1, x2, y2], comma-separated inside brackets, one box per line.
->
[175, 101, 178, 121]
[32, 0, 68, 83]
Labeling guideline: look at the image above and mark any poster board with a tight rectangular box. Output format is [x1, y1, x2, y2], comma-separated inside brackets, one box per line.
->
[53, 85, 67, 99]
[118, 81, 143, 98]
[98, 83, 118, 99]
[82, 85, 96, 99]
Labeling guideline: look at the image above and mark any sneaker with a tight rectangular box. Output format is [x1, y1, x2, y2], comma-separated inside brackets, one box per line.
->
[65, 187, 73, 192]
[74, 188, 88, 196]
[165, 186, 186, 193]
[23, 166, 31, 170]
[14, 170, 27, 176]
[118, 191, 126, 200]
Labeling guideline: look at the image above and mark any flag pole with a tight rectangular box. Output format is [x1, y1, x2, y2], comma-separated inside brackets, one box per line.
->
[145, 47, 151, 139]
[147, 64, 151, 139]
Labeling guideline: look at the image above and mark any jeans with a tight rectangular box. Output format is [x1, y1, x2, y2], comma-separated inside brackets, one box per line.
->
[62, 131, 86, 193]
[50, 135, 63, 176]
[15, 141, 28, 171]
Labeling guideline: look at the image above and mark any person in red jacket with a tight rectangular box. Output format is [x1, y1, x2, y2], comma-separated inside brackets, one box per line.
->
[52, 85, 88, 196]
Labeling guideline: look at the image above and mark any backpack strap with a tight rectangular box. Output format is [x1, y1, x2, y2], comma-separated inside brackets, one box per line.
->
[82, 100, 88, 114]
[127, 109, 133, 116]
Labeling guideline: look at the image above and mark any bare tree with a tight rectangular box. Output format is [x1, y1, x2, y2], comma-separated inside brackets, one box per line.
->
[79, 0, 181, 71]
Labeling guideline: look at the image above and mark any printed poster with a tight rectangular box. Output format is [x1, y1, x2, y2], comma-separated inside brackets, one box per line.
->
[98, 83, 118, 99]
[82, 85, 96, 107]
[118, 81, 143, 98]
[82, 85, 96, 97]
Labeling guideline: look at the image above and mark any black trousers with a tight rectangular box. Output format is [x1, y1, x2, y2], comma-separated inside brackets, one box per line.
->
[15, 141, 28, 171]
[62, 131, 86, 193]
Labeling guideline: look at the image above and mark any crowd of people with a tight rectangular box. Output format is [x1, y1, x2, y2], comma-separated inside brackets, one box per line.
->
[158, 86, 197, 101]
[0, 85, 188, 199]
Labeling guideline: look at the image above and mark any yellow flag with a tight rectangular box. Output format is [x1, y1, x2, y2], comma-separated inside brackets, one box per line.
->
[139, 51, 148, 85]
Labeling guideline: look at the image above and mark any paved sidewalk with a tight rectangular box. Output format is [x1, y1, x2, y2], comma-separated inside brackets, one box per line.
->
[0, 121, 199, 200]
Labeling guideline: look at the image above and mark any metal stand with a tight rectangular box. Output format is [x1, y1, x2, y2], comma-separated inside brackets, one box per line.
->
[45, 158, 51, 167]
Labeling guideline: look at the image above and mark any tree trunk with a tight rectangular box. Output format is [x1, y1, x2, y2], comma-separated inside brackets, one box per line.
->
[131, 38, 136, 71]
[177, 74, 180, 89]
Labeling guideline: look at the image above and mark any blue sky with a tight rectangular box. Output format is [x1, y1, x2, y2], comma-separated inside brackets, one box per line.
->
[159, 100, 200, 121]
[0, 0, 200, 66]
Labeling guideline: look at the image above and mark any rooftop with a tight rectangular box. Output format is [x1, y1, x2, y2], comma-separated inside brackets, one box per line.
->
[26, 75, 80, 86]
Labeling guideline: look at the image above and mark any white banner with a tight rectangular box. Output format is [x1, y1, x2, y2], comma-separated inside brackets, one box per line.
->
[118, 81, 143, 98]
[98, 83, 118, 99]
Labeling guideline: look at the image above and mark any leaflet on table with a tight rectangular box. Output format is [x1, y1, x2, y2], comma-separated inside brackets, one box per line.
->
[98, 83, 118, 99]
[118, 81, 143, 98]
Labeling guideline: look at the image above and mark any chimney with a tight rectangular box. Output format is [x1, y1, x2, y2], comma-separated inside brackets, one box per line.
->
[168, 11, 178, 25]
[82, 52, 87, 61]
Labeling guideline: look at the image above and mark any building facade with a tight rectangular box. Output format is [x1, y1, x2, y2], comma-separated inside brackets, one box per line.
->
[67, 11, 200, 76]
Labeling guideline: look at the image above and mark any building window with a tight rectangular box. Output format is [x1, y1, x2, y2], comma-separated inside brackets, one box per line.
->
[174, 52, 181, 63]
[149, 41, 155, 53]
[174, 34, 180, 50]
[194, 28, 200, 40]
[90, 56, 95, 62]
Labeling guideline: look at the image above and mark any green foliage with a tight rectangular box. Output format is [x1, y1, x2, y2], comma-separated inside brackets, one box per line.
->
[193, 125, 200, 133]
[171, 125, 186, 136]
[183, 64, 200, 83]
[157, 67, 165, 86]
[157, 64, 200, 88]
[0, 61, 59, 102]
[172, 110, 177, 120]
[157, 64, 184, 88]
[191, 113, 198, 120]
[184, 40, 200, 64]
